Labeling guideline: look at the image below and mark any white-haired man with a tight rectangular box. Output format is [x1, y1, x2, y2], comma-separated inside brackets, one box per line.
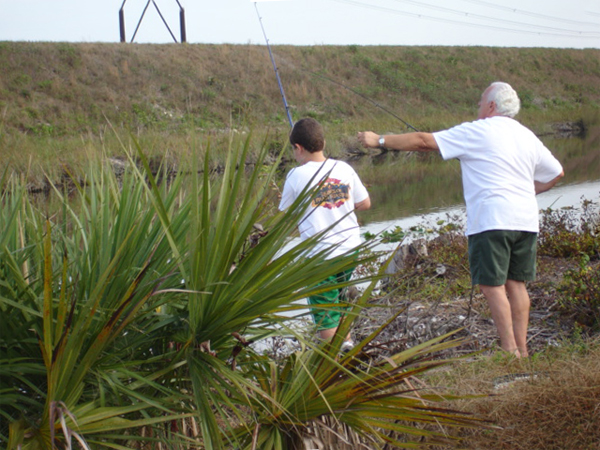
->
[357, 82, 564, 358]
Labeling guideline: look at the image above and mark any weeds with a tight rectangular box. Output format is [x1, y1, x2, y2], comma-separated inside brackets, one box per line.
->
[557, 253, 600, 330]
[381, 213, 471, 299]
[425, 339, 600, 450]
[538, 197, 600, 258]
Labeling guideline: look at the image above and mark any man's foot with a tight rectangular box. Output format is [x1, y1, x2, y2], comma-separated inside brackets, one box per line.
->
[498, 347, 530, 359]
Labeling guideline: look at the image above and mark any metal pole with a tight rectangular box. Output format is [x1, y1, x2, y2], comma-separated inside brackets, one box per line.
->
[173, 0, 187, 43]
[119, 9, 126, 42]
[130, 0, 152, 43]
[119, 0, 128, 42]
[152, 0, 179, 43]
[180, 8, 187, 43]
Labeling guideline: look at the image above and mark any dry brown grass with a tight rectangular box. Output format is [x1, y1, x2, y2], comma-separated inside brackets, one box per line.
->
[423, 342, 600, 450]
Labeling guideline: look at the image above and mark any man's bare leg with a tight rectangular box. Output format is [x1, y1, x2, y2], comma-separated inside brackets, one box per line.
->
[479, 284, 520, 357]
[505, 279, 530, 357]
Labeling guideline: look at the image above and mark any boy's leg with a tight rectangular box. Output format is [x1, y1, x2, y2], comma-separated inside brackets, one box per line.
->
[309, 269, 354, 342]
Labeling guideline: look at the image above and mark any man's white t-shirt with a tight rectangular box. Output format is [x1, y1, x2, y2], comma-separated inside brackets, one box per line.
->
[279, 159, 369, 258]
[433, 116, 563, 236]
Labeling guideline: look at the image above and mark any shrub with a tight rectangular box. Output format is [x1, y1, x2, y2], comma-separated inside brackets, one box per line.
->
[538, 198, 600, 259]
[557, 253, 600, 330]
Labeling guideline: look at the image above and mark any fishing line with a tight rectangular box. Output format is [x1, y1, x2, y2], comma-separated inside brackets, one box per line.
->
[271, 52, 420, 132]
[253, 2, 294, 128]
[308, 70, 419, 132]
[252, 2, 419, 132]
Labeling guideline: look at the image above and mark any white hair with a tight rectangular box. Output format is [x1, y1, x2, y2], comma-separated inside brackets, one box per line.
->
[488, 82, 521, 118]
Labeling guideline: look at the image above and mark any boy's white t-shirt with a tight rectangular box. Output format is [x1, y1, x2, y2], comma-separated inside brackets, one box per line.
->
[433, 116, 563, 236]
[279, 159, 369, 258]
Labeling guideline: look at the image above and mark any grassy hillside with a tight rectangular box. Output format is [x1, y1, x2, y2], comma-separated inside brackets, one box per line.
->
[2, 42, 600, 133]
[1, 42, 599, 182]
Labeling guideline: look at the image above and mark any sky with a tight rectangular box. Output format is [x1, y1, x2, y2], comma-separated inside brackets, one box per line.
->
[0, 0, 599, 48]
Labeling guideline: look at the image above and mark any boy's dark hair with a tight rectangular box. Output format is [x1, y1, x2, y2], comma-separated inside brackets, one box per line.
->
[289, 118, 325, 153]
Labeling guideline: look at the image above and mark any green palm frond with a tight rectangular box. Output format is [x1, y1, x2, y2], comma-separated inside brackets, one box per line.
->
[1, 161, 191, 448]
[232, 328, 487, 449]
[1, 133, 484, 450]
[224, 279, 487, 450]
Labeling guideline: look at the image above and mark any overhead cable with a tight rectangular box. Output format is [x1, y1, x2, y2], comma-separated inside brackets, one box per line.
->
[332, 0, 600, 39]
[389, 0, 600, 35]
[461, 0, 600, 28]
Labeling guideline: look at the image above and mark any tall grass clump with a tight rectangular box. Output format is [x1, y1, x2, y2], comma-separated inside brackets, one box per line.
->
[0, 136, 487, 449]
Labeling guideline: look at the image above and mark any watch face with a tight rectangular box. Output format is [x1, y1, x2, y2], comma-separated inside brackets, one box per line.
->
[379, 137, 385, 145]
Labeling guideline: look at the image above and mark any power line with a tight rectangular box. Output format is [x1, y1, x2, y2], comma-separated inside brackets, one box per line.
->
[461, 0, 600, 28]
[388, 0, 600, 36]
[332, 0, 600, 39]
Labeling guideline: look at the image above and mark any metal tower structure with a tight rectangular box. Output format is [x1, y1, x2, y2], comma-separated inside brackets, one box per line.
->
[119, 0, 187, 43]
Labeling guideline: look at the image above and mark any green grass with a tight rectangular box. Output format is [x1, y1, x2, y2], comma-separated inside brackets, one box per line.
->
[1, 42, 600, 183]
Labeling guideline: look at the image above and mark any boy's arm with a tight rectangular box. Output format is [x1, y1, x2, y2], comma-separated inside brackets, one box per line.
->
[354, 197, 371, 211]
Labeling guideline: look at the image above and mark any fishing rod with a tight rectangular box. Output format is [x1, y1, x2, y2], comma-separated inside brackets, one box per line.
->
[261, 48, 420, 132]
[253, 2, 294, 128]
[252, 2, 417, 132]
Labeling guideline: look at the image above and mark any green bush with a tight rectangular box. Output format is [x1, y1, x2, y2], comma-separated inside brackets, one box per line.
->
[538, 198, 600, 259]
[0, 138, 482, 449]
[557, 253, 600, 330]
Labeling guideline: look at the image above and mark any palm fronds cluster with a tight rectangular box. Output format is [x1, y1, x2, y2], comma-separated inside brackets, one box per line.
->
[0, 138, 484, 449]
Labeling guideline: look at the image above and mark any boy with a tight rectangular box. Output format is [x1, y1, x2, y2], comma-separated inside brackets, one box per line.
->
[279, 118, 371, 349]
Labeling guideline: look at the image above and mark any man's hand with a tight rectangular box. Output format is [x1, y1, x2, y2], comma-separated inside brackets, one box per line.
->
[357, 131, 380, 148]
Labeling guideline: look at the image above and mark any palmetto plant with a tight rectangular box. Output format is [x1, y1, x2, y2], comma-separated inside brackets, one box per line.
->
[0, 163, 194, 449]
[229, 295, 486, 450]
[0, 136, 484, 450]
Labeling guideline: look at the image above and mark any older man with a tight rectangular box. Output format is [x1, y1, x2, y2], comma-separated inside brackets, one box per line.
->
[358, 82, 564, 358]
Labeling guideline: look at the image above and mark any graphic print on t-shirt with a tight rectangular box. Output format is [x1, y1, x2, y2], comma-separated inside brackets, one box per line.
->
[311, 178, 350, 209]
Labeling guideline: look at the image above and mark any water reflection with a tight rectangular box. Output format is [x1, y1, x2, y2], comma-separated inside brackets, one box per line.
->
[362, 179, 600, 244]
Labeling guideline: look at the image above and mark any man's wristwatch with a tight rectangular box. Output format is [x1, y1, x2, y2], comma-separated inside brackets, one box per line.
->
[378, 135, 385, 147]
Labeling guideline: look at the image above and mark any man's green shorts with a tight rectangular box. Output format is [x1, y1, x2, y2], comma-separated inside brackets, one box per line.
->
[468, 230, 538, 286]
[308, 269, 354, 330]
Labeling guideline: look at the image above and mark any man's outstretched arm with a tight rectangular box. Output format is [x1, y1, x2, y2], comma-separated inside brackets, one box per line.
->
[357, 131, 439, 152]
